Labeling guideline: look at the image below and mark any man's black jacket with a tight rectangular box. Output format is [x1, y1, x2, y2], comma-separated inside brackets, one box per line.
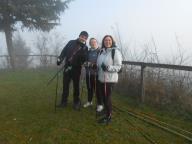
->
[58, 39, 88, 67]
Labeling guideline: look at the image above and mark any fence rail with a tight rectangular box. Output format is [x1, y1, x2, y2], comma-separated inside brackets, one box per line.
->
[0, 54, 58, 69]
[123, 61, 192, 71]
[122, 60, 192, 102]
[0, 55, 57, 57]
[1, 55, 192, 71]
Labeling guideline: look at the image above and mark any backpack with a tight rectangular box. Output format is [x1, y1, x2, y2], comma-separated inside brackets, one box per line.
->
[111, 49, 122, 73]
[99, 48, 122, 73]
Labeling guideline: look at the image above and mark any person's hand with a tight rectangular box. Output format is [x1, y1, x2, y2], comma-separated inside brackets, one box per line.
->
[101, 63, 108, 71]
[84, 62, 90, 68]
[57, 58, 61, 66]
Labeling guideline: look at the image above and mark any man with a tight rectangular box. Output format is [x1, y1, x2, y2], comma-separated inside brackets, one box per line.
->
[57, 31, 88, 110]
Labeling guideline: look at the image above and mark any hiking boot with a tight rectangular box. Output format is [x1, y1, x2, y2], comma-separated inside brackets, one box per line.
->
[73, 101, 81, 110]
[83, 102, 93, 108]
[96, 105, 104, 112]
[98, 116, 112, 124]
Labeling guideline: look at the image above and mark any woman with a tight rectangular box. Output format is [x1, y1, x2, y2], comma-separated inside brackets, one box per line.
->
[97, 35, 122, 124]
[83, 38, 103, 112]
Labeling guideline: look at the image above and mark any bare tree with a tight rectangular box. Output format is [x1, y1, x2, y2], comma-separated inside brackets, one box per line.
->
[50, 31, 65, 56]
[34, 31, 66, 67]
[35, 32, 50, 67]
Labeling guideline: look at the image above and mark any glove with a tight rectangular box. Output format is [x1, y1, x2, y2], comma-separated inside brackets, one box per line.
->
[101, 63, 108, 72]
[84, 62, 90, 68]
[57, 58, 61, 66]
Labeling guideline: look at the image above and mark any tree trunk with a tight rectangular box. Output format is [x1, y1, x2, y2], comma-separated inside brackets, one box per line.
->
[4, 25, 15, 69]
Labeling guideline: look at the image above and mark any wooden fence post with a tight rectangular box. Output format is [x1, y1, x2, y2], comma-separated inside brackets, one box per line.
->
[141, 64, 146, 102]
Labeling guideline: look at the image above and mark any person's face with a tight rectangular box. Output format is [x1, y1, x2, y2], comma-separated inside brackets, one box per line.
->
[104, 36, 113, 48]
[79, 35, 88, 43]
[90, 39, 98, 48]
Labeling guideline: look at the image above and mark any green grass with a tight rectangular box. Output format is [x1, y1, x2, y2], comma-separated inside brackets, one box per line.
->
[0, 69, 192, 144]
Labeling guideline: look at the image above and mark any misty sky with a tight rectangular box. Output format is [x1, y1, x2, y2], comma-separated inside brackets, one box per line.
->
[1, 0, 192, 63]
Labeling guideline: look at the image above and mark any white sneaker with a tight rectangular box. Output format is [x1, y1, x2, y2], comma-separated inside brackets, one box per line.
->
[96, 105, 104, 112]
[83, 102, 93, 108]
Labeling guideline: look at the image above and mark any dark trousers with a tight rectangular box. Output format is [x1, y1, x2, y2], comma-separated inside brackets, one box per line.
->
[61, 66, 81, 104]
[98, 81, 114, 117]
[86, 73, 102, 105]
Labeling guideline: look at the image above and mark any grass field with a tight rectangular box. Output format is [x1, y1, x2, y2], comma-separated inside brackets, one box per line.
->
[0, 69, 192, 144]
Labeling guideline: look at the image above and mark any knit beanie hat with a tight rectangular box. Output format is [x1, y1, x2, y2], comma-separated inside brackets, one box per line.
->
[79, 31, 89, 37]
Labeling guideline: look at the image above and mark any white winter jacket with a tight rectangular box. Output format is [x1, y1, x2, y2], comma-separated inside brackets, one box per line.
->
[97, 47, 122, 83]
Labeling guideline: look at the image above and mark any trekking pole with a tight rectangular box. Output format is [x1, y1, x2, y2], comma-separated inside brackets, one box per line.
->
[104, 72, 107, 100]
[80, 65, 86, 110]
[94, 70, 98, 118]
[104, 71, 107, 118]
[54, 66, 59, 113]
[94, 70, 97, 101]
[88, 67, 91, 92]
[47, 64, 65, 86]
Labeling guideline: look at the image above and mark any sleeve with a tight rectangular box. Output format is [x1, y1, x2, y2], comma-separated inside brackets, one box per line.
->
[107, 49, 122, 73]
[58, 40, 72, 62]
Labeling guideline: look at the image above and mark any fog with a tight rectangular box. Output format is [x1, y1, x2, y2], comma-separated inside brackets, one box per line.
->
[1, 0, 192, 64]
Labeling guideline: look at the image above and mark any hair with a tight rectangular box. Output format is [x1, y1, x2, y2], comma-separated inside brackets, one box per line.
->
[101, 35, 116, 48]
[89, 37, 97, 46]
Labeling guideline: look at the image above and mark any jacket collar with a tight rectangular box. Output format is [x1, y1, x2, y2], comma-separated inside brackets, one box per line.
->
[104, 47, 115, 52]
[89, 47, 99, 51]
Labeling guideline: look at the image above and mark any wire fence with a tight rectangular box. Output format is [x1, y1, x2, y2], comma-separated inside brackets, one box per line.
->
[0, 55, 57, 69]
[117, 62, 192, 111]
[1, 55, 192, 111]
